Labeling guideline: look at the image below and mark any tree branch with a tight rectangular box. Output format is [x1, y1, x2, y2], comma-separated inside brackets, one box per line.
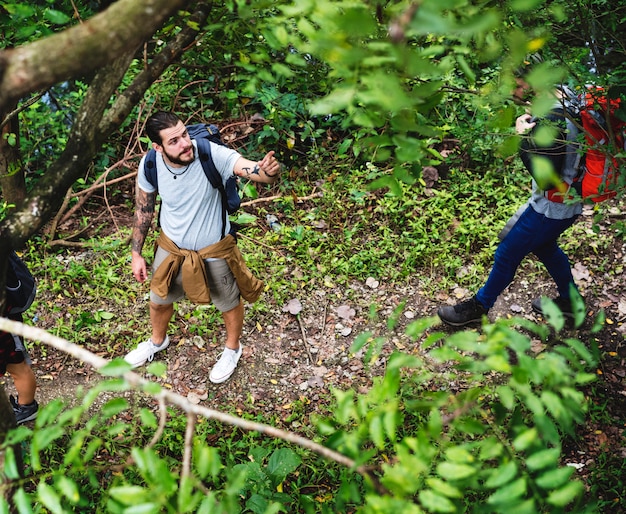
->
[0, 0, 193, 113]
[0, 317, 389, 495]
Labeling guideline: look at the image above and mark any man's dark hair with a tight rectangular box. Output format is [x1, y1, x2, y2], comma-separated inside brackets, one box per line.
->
[146, 111, 182, 144]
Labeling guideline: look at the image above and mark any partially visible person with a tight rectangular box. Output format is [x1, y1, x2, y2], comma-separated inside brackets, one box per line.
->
[2, 259, 38, 424]
[438, 87, 584, 326]
[125, 111, 280, 383]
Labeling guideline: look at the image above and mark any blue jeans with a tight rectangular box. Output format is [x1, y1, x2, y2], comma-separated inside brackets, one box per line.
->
[475, 205, 578, 309]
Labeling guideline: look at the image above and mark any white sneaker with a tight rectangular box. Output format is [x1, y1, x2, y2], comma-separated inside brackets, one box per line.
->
[124, 336, 170, 368]
[209, 345, 243, 383]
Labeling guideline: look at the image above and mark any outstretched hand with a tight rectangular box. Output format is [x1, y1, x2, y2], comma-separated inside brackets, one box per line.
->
[515, 113, 536, 134]
[258, 151, 281, 180]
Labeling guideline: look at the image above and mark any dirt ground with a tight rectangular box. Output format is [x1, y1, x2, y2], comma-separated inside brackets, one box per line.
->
[4, 196, 626, 509]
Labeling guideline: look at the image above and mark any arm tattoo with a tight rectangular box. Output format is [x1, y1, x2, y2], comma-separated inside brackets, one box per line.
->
[131, 191, 156, 253]
[242, 164, 261, 177]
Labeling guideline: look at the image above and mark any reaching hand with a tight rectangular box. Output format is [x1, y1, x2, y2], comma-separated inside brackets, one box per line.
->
[258, 151, 281, 179]
[515, 113, 536, 134]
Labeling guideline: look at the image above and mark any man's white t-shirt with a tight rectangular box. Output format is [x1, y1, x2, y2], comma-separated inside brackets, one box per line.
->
[137, 140, 241, 250]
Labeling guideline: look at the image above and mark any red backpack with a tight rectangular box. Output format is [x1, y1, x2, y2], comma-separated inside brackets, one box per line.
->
[532, 87, 626, 203]
[576, 88, 625, 202]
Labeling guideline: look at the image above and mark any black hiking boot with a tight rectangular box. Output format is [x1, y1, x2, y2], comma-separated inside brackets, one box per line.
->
[10, 395, 38, 424]
[531, 295, 586, 319]
[438, 297, 488, 327]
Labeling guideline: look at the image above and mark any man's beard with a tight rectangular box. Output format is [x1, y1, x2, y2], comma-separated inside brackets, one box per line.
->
[164, 146, 194, 166]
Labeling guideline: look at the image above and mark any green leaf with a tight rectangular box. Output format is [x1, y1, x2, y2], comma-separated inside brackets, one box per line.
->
[177, 475, 201, 513]
[386, 351, 423, 371]
[12, 488, 32, 514]
[445, 446, 474, 464]
[4, 4, 36, 18]
[436, 461, 476, 481]
[44, 9, 71, 25]
[525, 448, 561, 471]
[3, 446, 20, 480]
[383, 409, 398, 443]
[99, 358, 132, 376]
[369, 415, 385, 449]
[590, 309, 605, 333]
[536, 466, 574, 489]
[484, 460, 518, 489]
[109, 485, 150, 505]
[540, 390, 564, 421]
[56, 475, 80, 504]
[350, 331, 373, 353]
[101, 397, 129, 418]
[478, 437, 504, 461]
[241, 181, 258, 200]
[512, 428, 538, 451]
[194, 445, 222, 480]
[510, 0, 546, 12]
[3, 425, 31, 446]
[496, 385, 516, 410]
[310, 86, 357, 115]
[425, 477, 462, 499]
[487, 477, 527, 505]
[146, 361, 167, 377]
[233, 212, 257, 225]
[139, 408, 158, 428]
[405, 316, 440, 339]
[37, 482, 63, 514]
[267, 448, 302, 484]
[419, 489, 456, 512]
[546, 480, 584, 507]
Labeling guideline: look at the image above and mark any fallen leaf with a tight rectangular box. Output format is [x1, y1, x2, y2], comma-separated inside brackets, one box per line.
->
[282, 298, 303, 315]
[336, 305, 356, 320]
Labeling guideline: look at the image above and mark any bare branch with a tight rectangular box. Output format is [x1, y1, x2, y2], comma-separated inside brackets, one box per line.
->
[0, 317, 388, 494]
[0, 0, 193, 112]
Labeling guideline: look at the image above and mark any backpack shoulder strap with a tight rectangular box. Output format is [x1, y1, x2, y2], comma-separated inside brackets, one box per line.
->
[194, 138, 223, 190]
[195, 138, 228, 239]
[144, 149, 159, 191]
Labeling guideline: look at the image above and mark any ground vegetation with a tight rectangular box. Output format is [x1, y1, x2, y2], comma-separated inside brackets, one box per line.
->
[0, 0, 625, 512]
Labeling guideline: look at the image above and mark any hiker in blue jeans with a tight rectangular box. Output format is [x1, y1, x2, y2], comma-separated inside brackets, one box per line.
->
[438, 88, 584, 326]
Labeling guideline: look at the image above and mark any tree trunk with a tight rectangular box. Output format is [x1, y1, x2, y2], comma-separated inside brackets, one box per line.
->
[0, 0, 212, 458]
[0, 104, 26, 208]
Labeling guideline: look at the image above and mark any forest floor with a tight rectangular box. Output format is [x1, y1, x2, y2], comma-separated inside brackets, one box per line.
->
[4, 186, 626, 510]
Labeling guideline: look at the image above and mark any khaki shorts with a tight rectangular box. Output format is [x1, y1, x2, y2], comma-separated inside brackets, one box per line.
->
[150, 246, 241, 312]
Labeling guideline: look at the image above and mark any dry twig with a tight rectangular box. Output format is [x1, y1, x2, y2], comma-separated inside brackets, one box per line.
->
[0, 317, 390, 496]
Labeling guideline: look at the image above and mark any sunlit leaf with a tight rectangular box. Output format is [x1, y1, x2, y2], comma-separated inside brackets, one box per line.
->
[419, 488, 456, 512]
[546, 480, 584, 507]
[99, 359, 132, 376]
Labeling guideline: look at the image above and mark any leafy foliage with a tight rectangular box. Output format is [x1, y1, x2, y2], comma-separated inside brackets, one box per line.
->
[2, 0, 626, 512]
[0, 313, 601, 512]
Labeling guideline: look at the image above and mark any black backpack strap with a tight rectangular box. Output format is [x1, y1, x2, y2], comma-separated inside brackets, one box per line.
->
[195, 137, 229, 239]
[142, 149, 161, 226]
[144, 149, 159, 190]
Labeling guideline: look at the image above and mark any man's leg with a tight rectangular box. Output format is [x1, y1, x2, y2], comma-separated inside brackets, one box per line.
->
[532, 216, 578, 298]
[439, 206, 538, 326]
[207, 259, 244, 383]
[124, 301, 174, 367]
[6, 361, 36, 405]
[222, 300, 244, 350]
[475, 206, 540, 309]
[150, 301, 174, 346]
